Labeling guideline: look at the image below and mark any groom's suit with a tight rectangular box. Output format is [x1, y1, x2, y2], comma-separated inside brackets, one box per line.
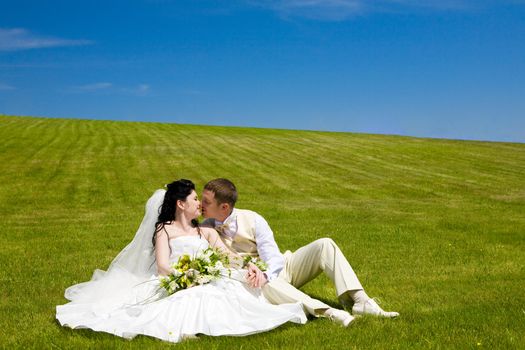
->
[203, 208, 363, 315]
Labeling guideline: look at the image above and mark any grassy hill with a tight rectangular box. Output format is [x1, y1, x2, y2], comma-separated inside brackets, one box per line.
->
[1, 114, 524, 349]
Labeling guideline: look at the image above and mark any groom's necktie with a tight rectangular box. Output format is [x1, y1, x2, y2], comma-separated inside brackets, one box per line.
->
[216, 218, 236, 239]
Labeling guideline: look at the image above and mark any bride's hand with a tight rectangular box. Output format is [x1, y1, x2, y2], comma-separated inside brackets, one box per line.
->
[246, 262, 267, 288]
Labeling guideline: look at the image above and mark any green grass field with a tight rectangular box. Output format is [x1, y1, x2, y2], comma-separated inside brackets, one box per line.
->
[1, 114, 524, 349]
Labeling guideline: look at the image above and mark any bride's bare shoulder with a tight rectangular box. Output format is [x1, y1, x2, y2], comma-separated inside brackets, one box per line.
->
[200, 226, 218, 236]
[200, 227, 221, 242]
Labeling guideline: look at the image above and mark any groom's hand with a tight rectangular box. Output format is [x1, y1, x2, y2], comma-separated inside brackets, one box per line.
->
[246, 263, 268, 288]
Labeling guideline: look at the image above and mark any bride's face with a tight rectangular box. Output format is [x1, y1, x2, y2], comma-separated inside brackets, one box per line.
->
[181, 190, 201, 219]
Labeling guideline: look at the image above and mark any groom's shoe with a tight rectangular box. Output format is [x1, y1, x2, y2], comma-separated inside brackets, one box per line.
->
[325, 308, 354, 327]
[352, 298, 399, 318]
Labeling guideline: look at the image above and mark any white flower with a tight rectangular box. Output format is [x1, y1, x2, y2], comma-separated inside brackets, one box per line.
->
[206, 261, 223, 274]
[196, 275, 212, 285]
[198, 249, 213, 259]
[169, 280, 178, 292]
[185, 269, 199, 278]
[197, 250, 212, 263]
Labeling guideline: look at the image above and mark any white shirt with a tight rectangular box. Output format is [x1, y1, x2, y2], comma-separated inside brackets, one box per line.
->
[211, 208, 285, 281]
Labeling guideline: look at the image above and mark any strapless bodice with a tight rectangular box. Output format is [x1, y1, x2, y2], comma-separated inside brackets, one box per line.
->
[168, 235, 209, 263]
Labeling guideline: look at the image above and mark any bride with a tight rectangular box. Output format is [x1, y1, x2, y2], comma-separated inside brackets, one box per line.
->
[56, 179, 307, 343]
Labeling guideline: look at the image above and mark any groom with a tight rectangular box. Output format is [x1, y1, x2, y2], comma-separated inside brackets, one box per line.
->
[201, 178, 398, 326]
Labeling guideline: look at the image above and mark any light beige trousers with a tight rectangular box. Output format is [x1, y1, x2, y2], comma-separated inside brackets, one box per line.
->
[262, 238, 363, 316]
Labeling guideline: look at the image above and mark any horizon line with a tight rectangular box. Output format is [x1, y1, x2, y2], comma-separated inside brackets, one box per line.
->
[2, 113, 523, 145]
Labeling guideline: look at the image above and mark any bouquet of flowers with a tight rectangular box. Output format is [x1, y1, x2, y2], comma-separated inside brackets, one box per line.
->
[159, 247, 231, 295]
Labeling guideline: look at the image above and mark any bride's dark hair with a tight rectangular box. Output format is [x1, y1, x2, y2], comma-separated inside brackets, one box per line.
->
[153, 179, 200, 247]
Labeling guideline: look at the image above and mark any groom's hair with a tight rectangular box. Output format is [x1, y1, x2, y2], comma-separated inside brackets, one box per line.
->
[204, 178, 237, 207]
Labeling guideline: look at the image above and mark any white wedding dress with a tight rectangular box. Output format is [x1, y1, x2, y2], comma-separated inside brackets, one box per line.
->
[56, 235, 307, 343]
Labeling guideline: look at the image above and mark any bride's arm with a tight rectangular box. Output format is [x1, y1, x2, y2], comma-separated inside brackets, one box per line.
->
[201, 227, 265, 287]
[200, 228, 242, 265]
[154, 229, 172, 276]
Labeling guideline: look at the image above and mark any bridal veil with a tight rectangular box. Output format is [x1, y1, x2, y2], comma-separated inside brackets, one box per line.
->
[63, 189, 166, 302]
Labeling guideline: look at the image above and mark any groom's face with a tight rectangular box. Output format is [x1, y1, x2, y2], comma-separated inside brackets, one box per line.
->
[201, 189, 222, 219]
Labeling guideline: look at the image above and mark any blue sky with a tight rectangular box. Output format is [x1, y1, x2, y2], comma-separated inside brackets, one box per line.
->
[1, 0, 524, 142]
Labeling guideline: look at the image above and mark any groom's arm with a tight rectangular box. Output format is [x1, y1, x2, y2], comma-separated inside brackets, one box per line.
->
[254, 214, 285, 282]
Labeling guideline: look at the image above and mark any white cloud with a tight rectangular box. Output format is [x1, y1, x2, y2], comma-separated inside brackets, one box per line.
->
[137, 84, 150, 94]
[0, 28, 93, 51]
[0, 83, 16, 90]
[0, 63, 56, 68]
[75, 82, 113, 91]
[119, 84, 151, 96]
[248, 0, 519, 20]
[249, 0, 364, 20]
[69, 82, 151, 96]
[377, 0, 473, 11]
